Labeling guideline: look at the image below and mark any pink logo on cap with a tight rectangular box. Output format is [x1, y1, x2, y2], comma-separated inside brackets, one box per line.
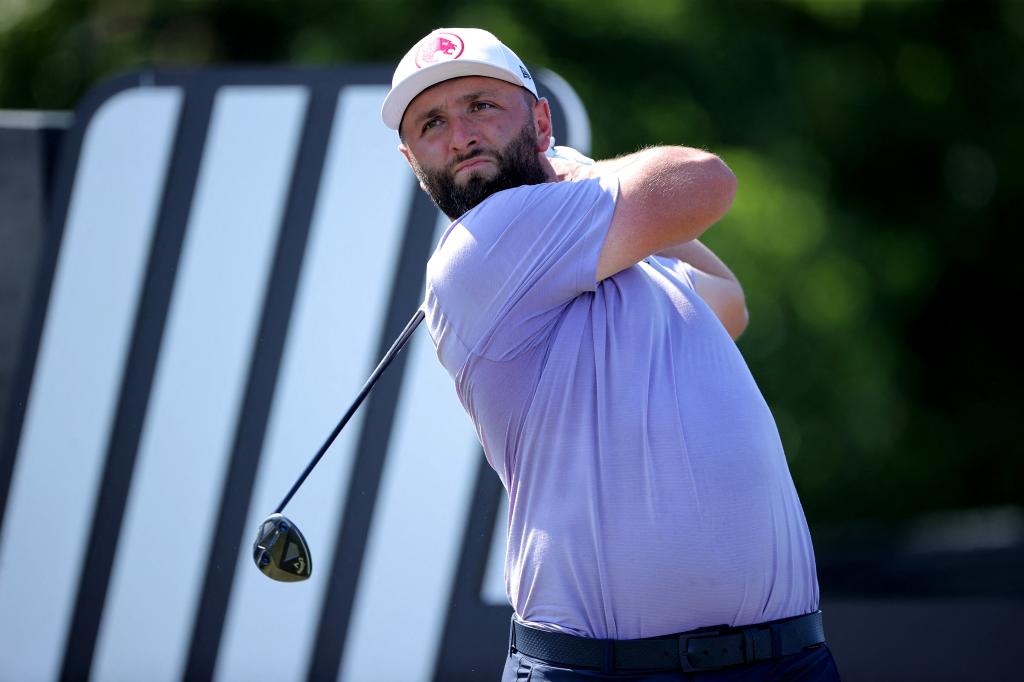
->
[415, 32, 465, 68]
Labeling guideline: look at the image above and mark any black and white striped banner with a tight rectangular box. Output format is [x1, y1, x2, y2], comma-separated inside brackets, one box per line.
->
[0, 67, 589, 681]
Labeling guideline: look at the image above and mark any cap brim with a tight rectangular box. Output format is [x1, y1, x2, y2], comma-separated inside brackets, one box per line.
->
[381, 61, 536, 131]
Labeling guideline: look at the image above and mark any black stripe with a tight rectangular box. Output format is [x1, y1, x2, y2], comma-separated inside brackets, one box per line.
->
[0, 110, 83, 529]
[433, 455, 514, 681]
[58, 82, 215, 682]
[181, 81, 338, 682]
[306, 186, 439, 682]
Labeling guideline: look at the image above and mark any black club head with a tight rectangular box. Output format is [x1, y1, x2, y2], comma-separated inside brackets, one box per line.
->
[252, 513, 312, 582]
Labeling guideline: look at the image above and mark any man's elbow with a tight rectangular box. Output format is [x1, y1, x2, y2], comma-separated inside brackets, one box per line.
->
[661, 147, 737, 233]
[704, 153, 737, 223]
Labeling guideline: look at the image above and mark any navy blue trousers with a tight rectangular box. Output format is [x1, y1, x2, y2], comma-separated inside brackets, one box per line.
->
[501, 643, 841, 681]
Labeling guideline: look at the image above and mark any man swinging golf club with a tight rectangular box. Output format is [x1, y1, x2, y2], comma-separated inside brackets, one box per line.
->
[382, 27, 841, 680]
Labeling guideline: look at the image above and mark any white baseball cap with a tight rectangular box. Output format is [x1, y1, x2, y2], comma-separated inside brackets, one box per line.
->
[381, 28, 539, 131]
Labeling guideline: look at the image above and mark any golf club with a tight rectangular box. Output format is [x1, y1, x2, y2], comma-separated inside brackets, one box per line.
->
[253, 308, 425, 582]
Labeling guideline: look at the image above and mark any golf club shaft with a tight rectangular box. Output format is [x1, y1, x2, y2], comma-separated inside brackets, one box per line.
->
[273, 308, 426, 514]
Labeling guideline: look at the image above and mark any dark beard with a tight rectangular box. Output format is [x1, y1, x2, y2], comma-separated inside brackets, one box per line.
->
[413, 122, 549, 220]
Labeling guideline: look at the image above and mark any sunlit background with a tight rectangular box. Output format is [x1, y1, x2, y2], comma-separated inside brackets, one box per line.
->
[1, 1, 1021, 680]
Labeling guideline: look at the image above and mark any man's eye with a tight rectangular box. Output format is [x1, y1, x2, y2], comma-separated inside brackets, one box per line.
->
[422, 118, 442, 132]
[470, 101, 494, 112]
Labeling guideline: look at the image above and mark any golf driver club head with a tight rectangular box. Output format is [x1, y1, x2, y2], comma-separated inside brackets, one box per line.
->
[251, 309, 424, 583]
[253, 513, 311, 582]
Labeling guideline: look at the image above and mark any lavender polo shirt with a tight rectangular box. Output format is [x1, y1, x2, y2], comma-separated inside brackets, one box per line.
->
[422, 176, 819, 640]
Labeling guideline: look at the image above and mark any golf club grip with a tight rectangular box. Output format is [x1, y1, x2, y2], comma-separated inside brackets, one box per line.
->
[273, 308, 426, 514]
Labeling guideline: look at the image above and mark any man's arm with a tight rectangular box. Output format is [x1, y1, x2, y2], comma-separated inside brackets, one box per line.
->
[656, 239, 749, 340]
[549, 146, 737, 282]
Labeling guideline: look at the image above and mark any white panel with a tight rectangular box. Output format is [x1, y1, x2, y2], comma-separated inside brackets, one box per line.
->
[0, 87, 182, 680]
[90, 86, 308, 681]
[215, 85, 415, 682]
[339, 213, 482, 682]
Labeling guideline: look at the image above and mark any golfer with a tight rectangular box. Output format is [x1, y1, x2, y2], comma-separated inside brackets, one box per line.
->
[382, 28, 840, 681]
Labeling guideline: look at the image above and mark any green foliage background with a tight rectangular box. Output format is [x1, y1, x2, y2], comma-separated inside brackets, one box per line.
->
[2, 0, 1020, 524]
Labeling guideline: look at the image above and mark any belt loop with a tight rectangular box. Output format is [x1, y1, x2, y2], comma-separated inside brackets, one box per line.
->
[508, 617, 517, 656]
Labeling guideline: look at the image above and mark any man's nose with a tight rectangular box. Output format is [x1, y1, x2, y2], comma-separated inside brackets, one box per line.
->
[448, 115, 479, 152]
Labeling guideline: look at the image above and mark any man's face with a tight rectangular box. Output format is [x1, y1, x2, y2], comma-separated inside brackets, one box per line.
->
[399, 76, 552, 219]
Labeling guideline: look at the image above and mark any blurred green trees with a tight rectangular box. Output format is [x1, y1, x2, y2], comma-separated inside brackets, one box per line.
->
[1, 0, 1020, 523]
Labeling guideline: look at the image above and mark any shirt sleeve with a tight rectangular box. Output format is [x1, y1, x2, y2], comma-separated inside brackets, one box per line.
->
[426, 175, 618, 362]
[647, 255, 698, 292]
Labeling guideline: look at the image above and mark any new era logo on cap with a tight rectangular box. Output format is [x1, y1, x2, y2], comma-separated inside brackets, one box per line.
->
[415, 32, 465, 67]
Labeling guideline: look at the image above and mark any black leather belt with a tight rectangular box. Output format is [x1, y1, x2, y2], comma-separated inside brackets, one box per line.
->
[510, 610, 826, 673]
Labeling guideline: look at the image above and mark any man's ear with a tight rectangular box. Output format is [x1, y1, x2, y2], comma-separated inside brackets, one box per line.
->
[398, 142, 414, 168]
[532, 97, 553, 152]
